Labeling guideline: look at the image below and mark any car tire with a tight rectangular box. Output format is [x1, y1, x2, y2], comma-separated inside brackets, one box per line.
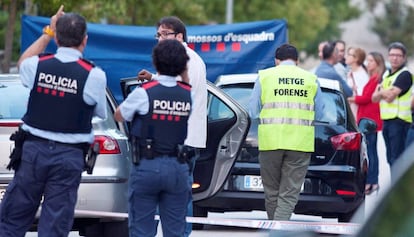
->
[192, 204, 208, 230]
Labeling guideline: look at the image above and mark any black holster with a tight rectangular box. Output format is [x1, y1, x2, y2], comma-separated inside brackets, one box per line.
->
[130, 136, 141, 165]
[7, 127, 28, 171]
[84, 142, 99, 174]
[177, 145, 196, 168]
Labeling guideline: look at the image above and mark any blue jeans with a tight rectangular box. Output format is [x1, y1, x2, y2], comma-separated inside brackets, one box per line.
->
[184, 148, 200, 237]
[128, 156, 190, 237]
[382, 119, 410, 167]
[405, 125, 414, 148]
[366, 132, 379, 184]
[0, 140, 84, 237]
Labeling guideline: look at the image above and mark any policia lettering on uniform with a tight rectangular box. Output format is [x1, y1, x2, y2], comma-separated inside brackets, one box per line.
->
[7, 54, 99, 173]
[129, 80, 193, 165]
[273, 77, 309, 97]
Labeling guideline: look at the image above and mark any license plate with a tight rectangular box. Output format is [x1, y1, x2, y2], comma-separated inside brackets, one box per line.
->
[244, 175, 304, 192]
[244, 175, 263, 190]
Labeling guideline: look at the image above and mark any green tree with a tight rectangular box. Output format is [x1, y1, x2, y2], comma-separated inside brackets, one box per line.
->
[0, 0, 22, 72]
[189, 0, 360, 57]
[369, 0, 414, 56]
[1, 0, 361, 72]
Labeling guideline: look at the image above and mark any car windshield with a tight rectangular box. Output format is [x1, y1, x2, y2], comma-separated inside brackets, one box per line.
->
[0, 81, 30, 119]
[221, 84, 346, 125]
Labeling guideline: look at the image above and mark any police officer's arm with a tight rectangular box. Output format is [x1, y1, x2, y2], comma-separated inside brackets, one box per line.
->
[17, 5, 64, 68]
[114, 107, 125, 122]
[138, 69, 155, 81]
[114, 87, 150, 122]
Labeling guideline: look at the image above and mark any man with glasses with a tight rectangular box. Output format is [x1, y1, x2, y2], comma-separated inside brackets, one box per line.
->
[138, 16, 207, 236]
[373, 42, 413, 179]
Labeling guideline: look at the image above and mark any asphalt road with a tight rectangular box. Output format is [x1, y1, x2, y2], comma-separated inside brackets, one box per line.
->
[25, 132, 389, 237]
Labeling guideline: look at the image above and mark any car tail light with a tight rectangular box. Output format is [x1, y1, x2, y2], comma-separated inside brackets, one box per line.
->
[336, 190, 356, 196]
[0, 121, 22, 127]
[93, 135, 121, 154]
[330, 132, 361, 151]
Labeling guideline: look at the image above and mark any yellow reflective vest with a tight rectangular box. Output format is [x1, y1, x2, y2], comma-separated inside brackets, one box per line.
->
[258, 65, 317, 152]
[380, 67, 413, 122]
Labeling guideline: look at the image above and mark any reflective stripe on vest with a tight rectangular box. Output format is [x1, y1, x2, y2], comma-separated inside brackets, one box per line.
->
[380, 67, 413, 122]
[262, 101, 315, 111]
[260, 117, 313, 126]
[258, 65, 317, 152]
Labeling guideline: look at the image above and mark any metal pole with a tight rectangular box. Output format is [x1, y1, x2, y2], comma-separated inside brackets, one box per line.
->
[226, 0, 233, 24]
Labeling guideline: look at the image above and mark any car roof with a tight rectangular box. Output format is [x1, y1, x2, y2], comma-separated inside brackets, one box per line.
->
[215, 73, 341, 91]
[0, 74, 20, 81]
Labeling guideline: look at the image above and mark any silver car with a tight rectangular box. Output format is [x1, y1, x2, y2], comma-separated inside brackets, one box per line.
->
[1, 74, 250, 236]
[0, 74, 131, 236]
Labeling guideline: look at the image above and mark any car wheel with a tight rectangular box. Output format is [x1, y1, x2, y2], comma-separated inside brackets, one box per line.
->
[192, 204, 208, 230]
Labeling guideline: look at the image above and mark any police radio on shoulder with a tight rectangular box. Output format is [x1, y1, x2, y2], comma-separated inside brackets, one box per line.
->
[43, 25, 54, 37]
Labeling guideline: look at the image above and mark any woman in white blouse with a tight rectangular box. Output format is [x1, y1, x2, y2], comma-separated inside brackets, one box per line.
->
[345, 47, 369, 119]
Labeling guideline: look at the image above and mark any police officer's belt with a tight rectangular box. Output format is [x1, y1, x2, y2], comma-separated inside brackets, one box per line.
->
[26, 133, 88, 150]
[139, 147, 177, 159]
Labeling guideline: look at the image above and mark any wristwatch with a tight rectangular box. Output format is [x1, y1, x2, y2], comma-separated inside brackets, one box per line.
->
[43, 25, 54, 37]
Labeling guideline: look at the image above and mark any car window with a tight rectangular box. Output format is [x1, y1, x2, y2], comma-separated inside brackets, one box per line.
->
[92, 100, 118, 130]
[0, 81, 30, 119]
[207, 91, 235, 120]
[220, 84, 346, 125]
[220, 86, 252, 111]
[318, 88, 346, 125]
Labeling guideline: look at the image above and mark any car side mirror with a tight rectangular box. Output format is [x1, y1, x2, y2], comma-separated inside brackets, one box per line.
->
[358, 118, 377, 135]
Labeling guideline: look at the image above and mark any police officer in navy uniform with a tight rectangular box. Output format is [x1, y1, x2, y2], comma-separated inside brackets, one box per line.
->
[0, 6, 107, 237]
[114, 39, 191, 237]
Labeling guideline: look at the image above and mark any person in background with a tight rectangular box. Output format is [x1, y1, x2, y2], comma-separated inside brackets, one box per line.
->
[115, 39, 191, 236]
[348, 52, 385, 195]
[372, 42, 413, 180]
[310, 41, 327, 74]
[334, 39, 348, 81]
[249, 43, 323, 221]
[405, 90, 414, 148]
[137, 16, 207, 236]
[0, 6, 107, 237]
[318, 41, 328, 60]
[345, 47, 369, 119]
[315, 41, 353, 97]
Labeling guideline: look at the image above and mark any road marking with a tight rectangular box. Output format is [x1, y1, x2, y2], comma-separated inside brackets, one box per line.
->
[74, 209, 360, 235]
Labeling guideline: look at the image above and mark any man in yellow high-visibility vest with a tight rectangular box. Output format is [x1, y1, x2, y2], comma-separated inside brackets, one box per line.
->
[249, 44, 323, 220]
[372, 42, 413, 179]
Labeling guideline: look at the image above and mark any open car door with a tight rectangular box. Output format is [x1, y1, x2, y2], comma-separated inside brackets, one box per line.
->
[120, 78, 250, 202]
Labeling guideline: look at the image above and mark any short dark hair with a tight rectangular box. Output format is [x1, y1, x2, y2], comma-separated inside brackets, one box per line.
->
[275, 43, 298, 61]
[55, 13, 87, 47]
[322, 41, 336, 60]
[157, 16, 187, 42]
[388, 42, 407, 56]
[335, 39, 346, 47]
[152, 39, 189, 76]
